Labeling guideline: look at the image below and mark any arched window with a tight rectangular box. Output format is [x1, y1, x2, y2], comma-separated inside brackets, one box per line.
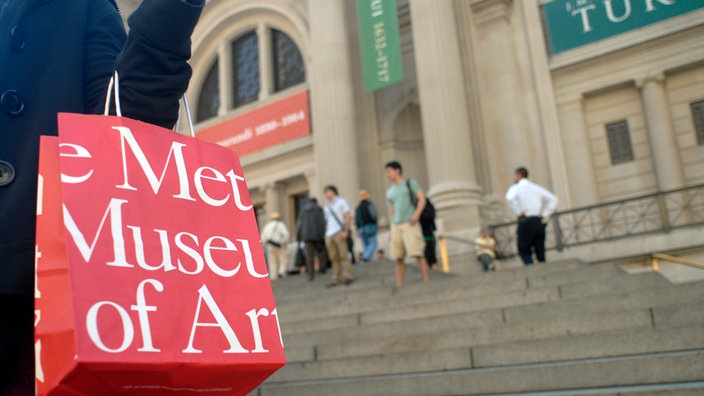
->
[196, 59, 220, 123]
[231, 31, 260, 108]
[196, 26, 306, 121]
[272, 29, 305, 92]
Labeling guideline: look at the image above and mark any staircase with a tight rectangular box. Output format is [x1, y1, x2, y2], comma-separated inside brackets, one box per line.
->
[251, 258, 704, 395]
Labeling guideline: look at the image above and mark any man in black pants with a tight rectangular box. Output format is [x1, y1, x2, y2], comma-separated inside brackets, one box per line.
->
[505, 167, 558, 265]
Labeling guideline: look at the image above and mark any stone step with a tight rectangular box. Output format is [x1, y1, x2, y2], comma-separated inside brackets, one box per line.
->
[272, 346, 471, 383]
[525, 262, 631, 288]
[272, 263, 651, 322]
[281, 285, 561, 339]
[652, 302, 704, 329]
[281, 308, 505, 363]
[504, 281, 704, 324]
[278, 281, 703, 362]
[282, 290, 704, 364]
[308, 307, 653, 360]
[465, 383, 704, 396]
[275, 275, 530, 324]
[275, 270, 670, 330]
[271, 258, 588, 305]
[254, 258, 704, 396]
[274, 324, 704, 383]
[280, 293, 704, 364]
[258, 350, 704, 396]
[275, 281, 551, 324]
[606, 388, 704, 396]
[558, 271, 670, 300]
[472, 324, 704, 368]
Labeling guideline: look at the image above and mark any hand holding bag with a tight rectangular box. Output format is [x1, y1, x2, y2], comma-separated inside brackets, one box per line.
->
[34, 74, 285, 395]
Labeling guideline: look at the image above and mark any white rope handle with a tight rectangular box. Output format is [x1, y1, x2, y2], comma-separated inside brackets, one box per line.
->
[174, 96, 196, 137]
[104, 70, 194, 138]
[183, 95, 195, 138]
[174, 94, 196, 137]
[103, 71, 122, 117]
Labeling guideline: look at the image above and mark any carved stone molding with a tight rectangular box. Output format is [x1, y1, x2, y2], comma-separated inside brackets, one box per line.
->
[635, 71, 666, 89]
[470, 0, 514, 28]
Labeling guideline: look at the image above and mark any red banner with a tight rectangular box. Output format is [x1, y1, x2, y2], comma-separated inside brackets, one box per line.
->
[197, 90, 310, 156]
[35, 113, 285, 396]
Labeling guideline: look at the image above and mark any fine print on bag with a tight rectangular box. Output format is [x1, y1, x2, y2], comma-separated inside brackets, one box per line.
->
[35, 113, 285, 396]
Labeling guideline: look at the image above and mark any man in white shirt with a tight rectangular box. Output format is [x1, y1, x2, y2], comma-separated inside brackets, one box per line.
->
[323, 185, 354, 286]
[505, 167, 558, 265]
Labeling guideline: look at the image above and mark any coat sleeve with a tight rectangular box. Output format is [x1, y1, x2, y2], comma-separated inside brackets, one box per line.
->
[83, 0, 127, 115]
[295, 216, 302, 241]
[89, 0, 204, 128]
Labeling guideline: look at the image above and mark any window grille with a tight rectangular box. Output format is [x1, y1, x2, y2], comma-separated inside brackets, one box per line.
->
[272, 29, 305, 92]
[196, 59, 219, 123]
[691, 100, 704, 146]
[231, 31, 260, 108]
[606, 120, 635, 165]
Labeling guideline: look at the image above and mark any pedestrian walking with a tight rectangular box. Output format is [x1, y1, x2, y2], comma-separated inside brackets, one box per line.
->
[384, 161, 430, 287]
[296, 198, 328, 281]
[323, 185, 354, 287]
[355, 189, 378, 263]
[260, 212, 290, 280]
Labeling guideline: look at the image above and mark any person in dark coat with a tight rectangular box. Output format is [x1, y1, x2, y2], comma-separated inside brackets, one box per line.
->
[0, 0, 204, 392]
[296, 198, 328, 281]
[355, 189, 378, 262]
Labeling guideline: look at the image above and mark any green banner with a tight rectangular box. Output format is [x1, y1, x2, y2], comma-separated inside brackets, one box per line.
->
[544, 0, 704, 55]
[357, 0, 404, 92]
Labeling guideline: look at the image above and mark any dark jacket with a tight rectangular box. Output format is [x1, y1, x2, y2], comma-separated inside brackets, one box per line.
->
[0, 0, 204, 296]
[296, 200, 326, 242]
[355, 200, 378, 228]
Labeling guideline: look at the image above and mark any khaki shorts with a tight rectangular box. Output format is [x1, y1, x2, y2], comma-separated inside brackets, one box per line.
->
[390, 222, 425, 259]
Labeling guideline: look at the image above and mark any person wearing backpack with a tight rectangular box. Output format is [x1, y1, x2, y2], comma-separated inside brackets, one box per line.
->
[355, 189, 378, 263]
[403, 179, 438, 270]
[384, 161, 430, 287]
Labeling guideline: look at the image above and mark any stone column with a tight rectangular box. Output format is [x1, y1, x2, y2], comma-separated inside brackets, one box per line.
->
[409, 0, 482, 231]
[304, 171, 319, 202]
[471, 0, 533, 196]
[307, 0, 359, 203]
[637, 73, 685, 191]
[558, 97, 599, 207]
[264, 183, 282, 218]
[257, 24, 272, 101]
[217, 41, 231, 115]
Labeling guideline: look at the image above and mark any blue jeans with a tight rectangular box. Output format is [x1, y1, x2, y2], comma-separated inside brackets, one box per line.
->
[359, 224, 378, 261]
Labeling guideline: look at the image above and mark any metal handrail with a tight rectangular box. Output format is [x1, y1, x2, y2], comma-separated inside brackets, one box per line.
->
[489, 183, 704, 259]
[650, 253, 704, 272]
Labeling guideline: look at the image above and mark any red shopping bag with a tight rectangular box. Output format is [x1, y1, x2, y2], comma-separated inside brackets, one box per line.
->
[35, 113, 285, 396]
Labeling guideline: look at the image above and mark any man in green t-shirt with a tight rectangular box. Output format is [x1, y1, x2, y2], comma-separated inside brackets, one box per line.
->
[385, 161, 430, 287]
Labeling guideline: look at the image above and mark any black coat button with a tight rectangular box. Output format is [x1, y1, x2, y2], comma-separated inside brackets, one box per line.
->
[10, 26, 26, 52]
[1, 90, 25, 116]
[0, 161, 16, 186]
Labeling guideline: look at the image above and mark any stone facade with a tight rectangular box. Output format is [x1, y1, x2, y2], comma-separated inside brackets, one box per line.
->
[117, 0, 704, 260]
